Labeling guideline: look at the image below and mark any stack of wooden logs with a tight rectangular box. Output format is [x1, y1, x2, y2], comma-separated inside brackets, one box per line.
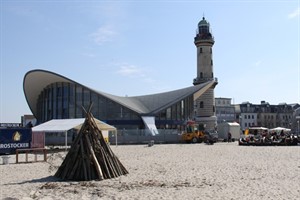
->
[55, 111, 128, 181]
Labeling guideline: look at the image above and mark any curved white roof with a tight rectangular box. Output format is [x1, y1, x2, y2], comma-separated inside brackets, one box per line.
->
[23, 69, 217, 117]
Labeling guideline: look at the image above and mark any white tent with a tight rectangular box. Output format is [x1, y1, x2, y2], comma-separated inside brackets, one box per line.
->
[269, 127, 291, 133]
[32, 118, 116, 132]
[32, 118, 116, 149]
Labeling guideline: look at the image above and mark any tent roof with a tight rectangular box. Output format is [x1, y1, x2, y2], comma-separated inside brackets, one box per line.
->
[227, 122, 240, 126]
[269, 127, 291, 132]
[32, 118, 116, 132]
[249, 127, 268, 130]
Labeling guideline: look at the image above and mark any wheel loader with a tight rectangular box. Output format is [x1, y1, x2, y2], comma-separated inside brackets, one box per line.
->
[181, 121, 206, 143]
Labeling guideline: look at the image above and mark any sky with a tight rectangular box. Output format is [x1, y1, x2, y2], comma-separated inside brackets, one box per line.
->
[0, 0, 299, 123]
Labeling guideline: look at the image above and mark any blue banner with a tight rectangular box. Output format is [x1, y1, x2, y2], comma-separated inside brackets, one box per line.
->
[0, 128, 32, 154]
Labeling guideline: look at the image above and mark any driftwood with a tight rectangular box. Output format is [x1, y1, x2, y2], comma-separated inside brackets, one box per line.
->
[55, 106, 128, 181]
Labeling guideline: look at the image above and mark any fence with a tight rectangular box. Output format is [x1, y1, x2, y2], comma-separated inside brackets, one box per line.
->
[109, 129, 183, 145]
[41, 129, 184, 146]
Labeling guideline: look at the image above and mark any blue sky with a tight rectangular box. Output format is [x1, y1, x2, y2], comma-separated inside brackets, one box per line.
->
[1, 0, 299, 123]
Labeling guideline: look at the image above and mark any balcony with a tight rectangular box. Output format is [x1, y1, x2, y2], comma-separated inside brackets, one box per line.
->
[193, 77, 218, 85]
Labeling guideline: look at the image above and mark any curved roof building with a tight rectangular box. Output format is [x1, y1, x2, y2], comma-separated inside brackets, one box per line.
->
[23, 17, 218, 133]
[23, 69, 217, 132]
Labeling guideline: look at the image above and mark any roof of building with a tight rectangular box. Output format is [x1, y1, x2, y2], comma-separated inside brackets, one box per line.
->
[23, 69, 217, 116]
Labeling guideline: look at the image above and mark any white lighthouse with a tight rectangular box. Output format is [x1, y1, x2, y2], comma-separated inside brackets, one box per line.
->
[193, 17, 218, 130]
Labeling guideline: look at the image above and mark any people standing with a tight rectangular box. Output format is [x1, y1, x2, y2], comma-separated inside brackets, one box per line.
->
[228, 132, 232, 142]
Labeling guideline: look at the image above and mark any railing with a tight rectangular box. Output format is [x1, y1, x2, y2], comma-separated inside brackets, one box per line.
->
[109, 129, 183, 145]
[0, 123, 22, 127]
[193, 77, 218, 84]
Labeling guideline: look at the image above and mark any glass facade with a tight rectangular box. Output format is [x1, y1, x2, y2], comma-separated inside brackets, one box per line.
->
[36, 82, 195, 130]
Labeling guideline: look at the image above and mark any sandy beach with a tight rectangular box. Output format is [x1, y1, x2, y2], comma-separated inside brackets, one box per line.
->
[1, 142, 299, 200]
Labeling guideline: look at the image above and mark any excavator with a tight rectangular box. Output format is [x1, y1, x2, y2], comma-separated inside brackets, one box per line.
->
[181, 121, 206, 143]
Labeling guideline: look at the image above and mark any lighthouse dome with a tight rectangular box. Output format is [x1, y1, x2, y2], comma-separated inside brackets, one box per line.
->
[198, 17, 209, 27]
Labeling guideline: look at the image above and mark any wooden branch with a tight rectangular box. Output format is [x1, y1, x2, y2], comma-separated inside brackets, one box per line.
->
[85, 134, 103, 180]
[80, 138, 88, 181]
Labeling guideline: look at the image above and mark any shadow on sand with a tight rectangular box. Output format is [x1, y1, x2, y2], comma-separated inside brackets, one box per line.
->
[4, 176, 61, 186]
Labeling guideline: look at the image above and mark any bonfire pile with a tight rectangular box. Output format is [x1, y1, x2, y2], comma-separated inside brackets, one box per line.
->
[55, 109, 128, 181]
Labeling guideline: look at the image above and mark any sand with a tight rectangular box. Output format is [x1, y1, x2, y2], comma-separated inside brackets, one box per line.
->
[0, 142, 299, 200]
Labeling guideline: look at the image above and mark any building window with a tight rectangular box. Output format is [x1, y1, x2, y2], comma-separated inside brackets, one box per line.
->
[200, 48, 202, 53]
[166, 108, 171, 120]
[57, 86, 62, 97]
[200, 101, 204, 108]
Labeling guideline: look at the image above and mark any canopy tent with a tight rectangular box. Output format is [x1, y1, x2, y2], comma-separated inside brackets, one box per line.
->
[269, 127, 291, 133]
[32, 118, 116, 132]
[248, 127, 269, 130]
[32, 118, 116, 149]
[227, 122, 240, 126]
[245, 127, 268, 135]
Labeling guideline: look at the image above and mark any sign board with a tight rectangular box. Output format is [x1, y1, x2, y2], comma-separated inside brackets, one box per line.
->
[0, 128, 32, 154]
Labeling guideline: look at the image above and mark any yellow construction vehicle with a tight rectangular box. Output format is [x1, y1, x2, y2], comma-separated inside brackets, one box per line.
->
[181, 121, 206, 143]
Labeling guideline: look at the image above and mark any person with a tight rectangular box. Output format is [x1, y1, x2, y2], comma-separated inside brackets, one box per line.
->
[72, 129, 77, 142]
[25, 121, 33, 128]
[228, 132, 232, 142]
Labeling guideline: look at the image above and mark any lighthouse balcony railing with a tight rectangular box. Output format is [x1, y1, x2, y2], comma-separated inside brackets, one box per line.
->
[193, 77, 218, 83]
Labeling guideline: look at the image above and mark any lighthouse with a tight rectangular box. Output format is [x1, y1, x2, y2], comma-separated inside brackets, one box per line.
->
[193, 17, 218, 130]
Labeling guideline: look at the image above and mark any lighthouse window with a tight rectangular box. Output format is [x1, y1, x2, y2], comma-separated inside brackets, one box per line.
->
[200, 48, 202, 53]
[211, 60, 213, 65]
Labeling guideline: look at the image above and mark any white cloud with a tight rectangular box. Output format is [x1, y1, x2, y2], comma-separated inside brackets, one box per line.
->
[90, 25, 117, 45]
[288, 7, 300, 19]
[116, 64, 145, 77]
